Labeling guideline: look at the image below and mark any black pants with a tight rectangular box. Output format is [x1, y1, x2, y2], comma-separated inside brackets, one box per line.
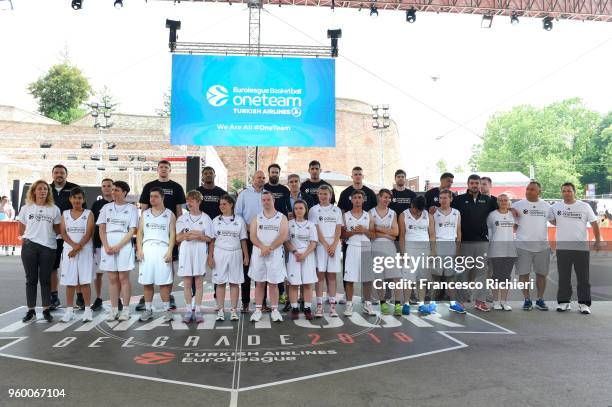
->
[21, 240, 56, 308]
[241, 238, 254, 305]
[556, 250, 591, 306]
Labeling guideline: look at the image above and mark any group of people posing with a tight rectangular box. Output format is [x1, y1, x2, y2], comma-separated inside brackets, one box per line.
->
[17, 160, 602, 325]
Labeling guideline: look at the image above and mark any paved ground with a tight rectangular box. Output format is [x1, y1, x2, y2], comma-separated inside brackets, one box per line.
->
[1, 256, 611, 407]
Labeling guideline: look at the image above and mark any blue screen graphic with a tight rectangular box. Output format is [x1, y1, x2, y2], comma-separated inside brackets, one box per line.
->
[170, 55, 336, 147]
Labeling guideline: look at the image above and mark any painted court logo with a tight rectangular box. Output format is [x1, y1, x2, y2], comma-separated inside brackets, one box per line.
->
[206, 85, 229, 107]
[134, 351, 176, 365]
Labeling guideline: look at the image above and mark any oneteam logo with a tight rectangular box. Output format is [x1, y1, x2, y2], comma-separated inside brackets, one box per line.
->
[206, 85, 230, 107]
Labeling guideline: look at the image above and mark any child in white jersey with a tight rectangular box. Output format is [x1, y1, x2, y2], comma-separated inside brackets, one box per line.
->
[285, 200, 318, 320]
[309, 185, 343, 317]
[136, 187, 176, 322]
[97, 181, 139, 322]
[177, 190, 214, 323]
[208, 194, 248, 322]
[432, 189, 465, 314]
[342, 190, 376, 316]
[59, 187, 95, 322]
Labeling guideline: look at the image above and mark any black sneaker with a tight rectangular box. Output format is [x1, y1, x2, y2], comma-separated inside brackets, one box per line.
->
[303, 307, 313, 320]
[118, 298, 124, 312]
[290, 307, 300, 320]
[91, 297, 103, 311]
[169, 294, 177, 310]
[49, 295, 60, 311]
[76, 293, 85, 310]
[282, 302, 292, 313]
[22, 309, 36, 322]
[135, 296, 145, 311]
[42, 309, 53, 322]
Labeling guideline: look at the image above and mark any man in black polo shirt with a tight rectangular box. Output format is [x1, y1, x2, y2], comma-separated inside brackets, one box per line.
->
[264, 163, 291, 216]
[90, 178, 115, 312]
[338, 166, 378, 213]
[300, 160, 335, 205]
[425, 172, 456, 214]
[196, 166, 227, 220]
[451, 174, 497, 312]
[137, 160, 186, 310]
[479, 176, 498, 208]
[49, 164, 82, 310]
[390, 169, 417, 216]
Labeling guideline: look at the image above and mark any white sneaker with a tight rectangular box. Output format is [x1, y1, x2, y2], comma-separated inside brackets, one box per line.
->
[501, 302, 513, 311]
[556, 303, 572, 312]
[578, 304, 591, 314]
[139, 309, 154, 322]
[82, 309, 93, 322]
[271, 309, 283, 322]
[363, 301, 376, 316]
[338, 293, 347, 305]
[493, 301, 503, 311]
[230, 310, 239, 321]
[117, 309, 130, 321]
[216, 309, 225, 321]
[344, 303, 353, 317]
[106, 310, 118, 322]
[250, 309, 262, 322]
[61, 310, 74, 323]
[162, 310, 173, 323]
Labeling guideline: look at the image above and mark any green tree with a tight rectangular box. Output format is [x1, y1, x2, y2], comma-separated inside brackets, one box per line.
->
[230, 178, 246, 193]
[471, 99, 601, 199]
[575, 112, 612, 195]
[156, 88, 171, 118]
[28, 62, 92, 124]
[436, 159, 448, 173]
[95, 85, 119, 112]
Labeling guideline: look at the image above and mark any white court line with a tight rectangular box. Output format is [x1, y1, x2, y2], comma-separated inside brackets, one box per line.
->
[0, 306, 25, 317]
[0, 337, 27, 351]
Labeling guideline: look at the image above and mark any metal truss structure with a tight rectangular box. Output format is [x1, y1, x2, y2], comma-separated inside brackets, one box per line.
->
[162, 0, 612, 22]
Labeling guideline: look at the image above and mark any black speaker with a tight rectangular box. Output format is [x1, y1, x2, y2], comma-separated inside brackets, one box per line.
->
[186, 156, 201, 192]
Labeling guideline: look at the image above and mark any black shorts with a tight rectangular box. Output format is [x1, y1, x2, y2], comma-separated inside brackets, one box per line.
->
[53, 239, 64, 270]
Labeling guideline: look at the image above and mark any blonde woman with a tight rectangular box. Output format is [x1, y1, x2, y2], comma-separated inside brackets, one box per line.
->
[18, 180, 61, 323]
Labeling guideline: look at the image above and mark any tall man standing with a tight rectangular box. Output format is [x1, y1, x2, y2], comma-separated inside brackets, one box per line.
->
[235, 170, 267, 312]
[49, 164, 82, 310]
[338, 167, 378, 213]
[425, 172, 455, 214]
[137, 160, 186, 310]
[548, 183, 601, 314]
[389, 169, 417, 216]
[90, 178, 114, 311]
[196, 166, 227, 220]
[480, 176, 498, 208]
[264, 164, 291, 216]
[451, 174, 497, 311]
[301, 160, 335, 206]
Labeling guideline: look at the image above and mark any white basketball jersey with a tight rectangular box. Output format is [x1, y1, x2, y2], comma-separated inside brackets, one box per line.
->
[142, 208, 172, 244]
[403, 209, 430, 242]
[288, 219, 318, 250]
[344, 210, 371, 246]
[434, 208, 459, 241]
[309, 204, 343, 238]
[63, 209, 92, 248]
[370, 207, 395, 242]
[255, 211, 283, 246]
[211, 215, 247, 250]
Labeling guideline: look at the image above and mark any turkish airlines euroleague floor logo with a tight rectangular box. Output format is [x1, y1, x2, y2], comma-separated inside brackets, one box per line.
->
[134, 352, 176, 365]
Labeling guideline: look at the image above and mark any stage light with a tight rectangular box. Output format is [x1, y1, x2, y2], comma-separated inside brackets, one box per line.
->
[97, 166, 106, 171]
[67, 155, 78, 160]
[165, 19, 181, 51]
[327, 29, 342, 57]
[114, 0, 123, 8]
[406, 8, 416, 23]
[71, 0, 82, 10]
[91, 155, 101, 161]
[109, 155, 119, 161]
[542, 16, 553, 30]
[510, 12, 519, 25]
[81, 142, 93, 149]
[40, 142, 52, 148]
[370, 4, 378, 17]
[119, 166, 127, 171]
[330, 0, 334, 10]
[481, 14, 493, 28]
[137, 156, 146, 162]
[128, 155, 135, 161]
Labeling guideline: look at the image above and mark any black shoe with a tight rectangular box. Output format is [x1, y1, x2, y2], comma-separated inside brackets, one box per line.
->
[76, 294, 85, 310]
[118, 298, 124, 312]
[42, 309, 53, 322]
[282, 302, 292, 313]
[22, 309, 36, 322]
[169, 294, 177, 310]
[91, 298, 103, 312]
[135, 296, 145, 311]
[49, 295, 60, 311]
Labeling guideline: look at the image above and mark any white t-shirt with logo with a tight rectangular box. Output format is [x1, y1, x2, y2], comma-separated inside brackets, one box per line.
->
[548, 201, 597, 250]
[96, 203, 139, 234]
[18, 204, 61, 249]
[487, 210, 516, 257]
[434, 208, 460, 242]
[210, 215, 246, 251]
[512, 199, 550, 252]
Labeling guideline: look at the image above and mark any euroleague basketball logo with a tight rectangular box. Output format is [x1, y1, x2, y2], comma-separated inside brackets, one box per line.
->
[134, 352, 176, 365]
[206, 85, 229, 107]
